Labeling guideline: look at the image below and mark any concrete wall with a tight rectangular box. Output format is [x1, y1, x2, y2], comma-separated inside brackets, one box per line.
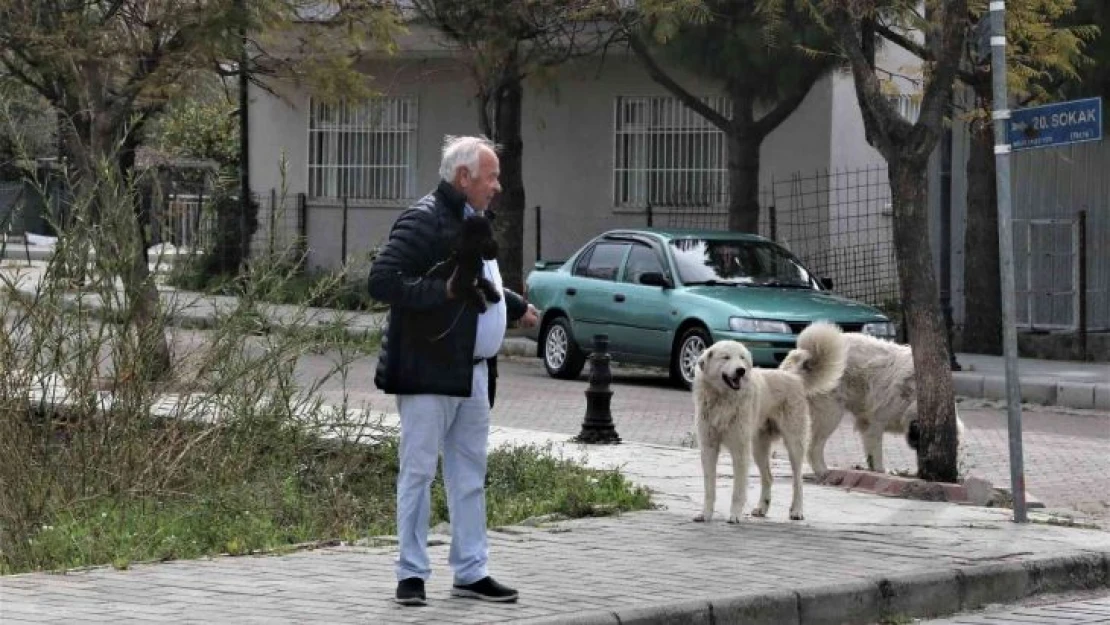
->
[248, 51, 892, 279]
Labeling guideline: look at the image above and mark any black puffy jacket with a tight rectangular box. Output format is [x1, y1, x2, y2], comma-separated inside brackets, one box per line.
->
[368, 181, 526, 404]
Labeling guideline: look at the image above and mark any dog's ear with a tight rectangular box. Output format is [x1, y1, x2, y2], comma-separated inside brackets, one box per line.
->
[696, 350, 708, 372]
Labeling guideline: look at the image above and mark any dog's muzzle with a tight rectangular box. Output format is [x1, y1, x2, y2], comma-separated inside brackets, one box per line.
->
[722, 367, 746, 390]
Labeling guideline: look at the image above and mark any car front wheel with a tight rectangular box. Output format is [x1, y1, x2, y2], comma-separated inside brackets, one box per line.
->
[671, 326, 711, 390]
[541, 316, 587, 380]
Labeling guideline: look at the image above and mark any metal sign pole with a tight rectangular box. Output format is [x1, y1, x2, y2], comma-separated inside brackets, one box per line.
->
[989, 0, 1028, 523]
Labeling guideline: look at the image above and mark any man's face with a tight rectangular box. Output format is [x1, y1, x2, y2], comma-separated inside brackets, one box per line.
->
[456, 147, 501, 210]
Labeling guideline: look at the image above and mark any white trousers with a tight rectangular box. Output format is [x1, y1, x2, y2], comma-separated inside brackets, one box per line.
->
[395, 362, 490, 585]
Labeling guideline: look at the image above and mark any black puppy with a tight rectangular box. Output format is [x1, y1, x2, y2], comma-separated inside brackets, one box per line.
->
[450, 213, 501, 312]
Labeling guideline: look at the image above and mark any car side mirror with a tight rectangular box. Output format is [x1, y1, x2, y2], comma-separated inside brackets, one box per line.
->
[819, 277, 834, 290]
[639, 271, 673, 288]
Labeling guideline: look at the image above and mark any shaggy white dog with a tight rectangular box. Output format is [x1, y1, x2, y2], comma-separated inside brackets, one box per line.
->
[779, 331, 966, 475]
[692, 323, 846, 523]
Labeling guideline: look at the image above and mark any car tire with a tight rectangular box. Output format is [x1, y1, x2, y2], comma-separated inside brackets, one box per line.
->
[671, 325, 711, 390]
[541, 316, 587, 380]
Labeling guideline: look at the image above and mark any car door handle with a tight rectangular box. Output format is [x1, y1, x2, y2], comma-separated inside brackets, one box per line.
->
[566, 288, 577, 296]
[614, 294, 626, 302]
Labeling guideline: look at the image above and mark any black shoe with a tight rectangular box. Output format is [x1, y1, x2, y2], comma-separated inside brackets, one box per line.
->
[395, 577, 426, 606]
[451, 576, 518, 603]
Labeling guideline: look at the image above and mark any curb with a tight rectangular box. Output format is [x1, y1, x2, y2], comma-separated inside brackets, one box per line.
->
[511, 550, 1110, 625]
[953, 371, 1110, 411]
[817, 468, 1046, 509]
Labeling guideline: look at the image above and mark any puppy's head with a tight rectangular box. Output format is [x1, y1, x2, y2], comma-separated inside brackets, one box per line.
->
[462, 214, 498, 259]
[695, 340, 753, 392]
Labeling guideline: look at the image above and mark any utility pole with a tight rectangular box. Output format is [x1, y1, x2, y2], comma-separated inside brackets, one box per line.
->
[989, 0, 1028, 523]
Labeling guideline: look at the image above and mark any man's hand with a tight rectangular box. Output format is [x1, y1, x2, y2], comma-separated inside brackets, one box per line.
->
[519, 303, 539, 329]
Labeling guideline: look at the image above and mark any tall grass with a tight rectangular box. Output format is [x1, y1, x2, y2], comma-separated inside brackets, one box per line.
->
[0, 158, 651, 575]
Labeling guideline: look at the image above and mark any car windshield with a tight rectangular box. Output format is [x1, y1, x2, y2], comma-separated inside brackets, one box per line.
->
[669, 238, 815, 288]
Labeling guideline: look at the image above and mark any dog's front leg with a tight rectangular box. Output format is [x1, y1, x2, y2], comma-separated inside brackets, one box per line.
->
[726, 436, 751, 524]
[694, 428, 719, 523]
[750, 430, 773, 518]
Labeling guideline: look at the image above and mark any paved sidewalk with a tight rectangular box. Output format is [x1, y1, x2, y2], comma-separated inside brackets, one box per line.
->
[1, 423, 1108, 624]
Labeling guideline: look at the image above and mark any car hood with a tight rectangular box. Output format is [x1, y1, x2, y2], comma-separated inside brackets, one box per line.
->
[685, 286, 887, 322]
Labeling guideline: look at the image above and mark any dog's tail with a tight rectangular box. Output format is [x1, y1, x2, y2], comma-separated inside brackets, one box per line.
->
[784, 322, 847, 396]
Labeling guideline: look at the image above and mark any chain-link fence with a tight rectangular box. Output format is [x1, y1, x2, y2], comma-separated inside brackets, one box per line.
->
[645, 166, 900, 314]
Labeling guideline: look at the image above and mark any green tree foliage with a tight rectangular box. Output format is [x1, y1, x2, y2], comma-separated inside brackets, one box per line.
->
[621, 0, 841, 232]
[0, 0, 401, 378]
[149, 95, 240, 178]
[410, 0, 613, 293]
[1062, 0, 1109, 100]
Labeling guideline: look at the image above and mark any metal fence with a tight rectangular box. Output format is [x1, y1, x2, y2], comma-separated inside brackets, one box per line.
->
[648, 166, 900, 312]
[151, 192, 215, 250]
[147, 189, 307, 263]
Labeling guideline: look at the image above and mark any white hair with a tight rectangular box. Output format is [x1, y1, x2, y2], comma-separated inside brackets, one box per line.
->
[439, 135, 497, 182]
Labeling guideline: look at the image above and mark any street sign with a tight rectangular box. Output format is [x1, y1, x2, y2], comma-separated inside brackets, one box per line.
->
[1008, 97, 1103, 151]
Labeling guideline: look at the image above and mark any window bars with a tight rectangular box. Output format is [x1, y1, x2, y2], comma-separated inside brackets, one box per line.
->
[308, 96, 417, 201]
[613, 95, 731, 209]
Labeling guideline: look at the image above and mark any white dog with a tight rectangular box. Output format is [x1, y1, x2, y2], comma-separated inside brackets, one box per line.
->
[692, 323, 846, 523]
[779, 331, 965, 475]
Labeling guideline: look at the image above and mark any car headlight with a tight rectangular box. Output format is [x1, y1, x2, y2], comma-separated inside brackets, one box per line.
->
[862, 321, 897, 339]
[728, 317, 791, 334]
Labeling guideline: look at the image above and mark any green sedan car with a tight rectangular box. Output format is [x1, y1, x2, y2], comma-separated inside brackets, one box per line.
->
[523, 228, 896, 389]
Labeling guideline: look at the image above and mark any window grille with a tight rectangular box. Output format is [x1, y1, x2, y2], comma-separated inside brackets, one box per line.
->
[308, 96, 417, 200]
[613, 95, 730, 208]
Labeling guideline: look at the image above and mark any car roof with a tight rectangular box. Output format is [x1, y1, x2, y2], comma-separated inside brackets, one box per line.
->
[602, 228, 773, 243]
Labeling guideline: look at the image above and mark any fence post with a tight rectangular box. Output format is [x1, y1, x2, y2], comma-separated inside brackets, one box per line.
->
[1077, 209, 1088, 361]
[768, 204, 777, 241]
[240, 192, 249, 268]
[341, 196, 349, 267]
[269, 188, 277, 258]
[196, 188, 205, 250]
[646, 203, 653, 228]
[534, 204, 542, 262]
[298, 193, 307, 257]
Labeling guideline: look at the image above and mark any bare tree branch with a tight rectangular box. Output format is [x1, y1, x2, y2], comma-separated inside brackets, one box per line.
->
[624, 32, 731, 132]
[826, 7, 910, 155]
[874, 20, 978, 88]
[908, 0, 969, 157]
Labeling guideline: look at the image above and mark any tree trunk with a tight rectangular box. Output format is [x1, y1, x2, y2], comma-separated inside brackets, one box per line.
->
[117, 135, 172, 380]
[486, 76, 526, 294]
[888, 160, 960, 483]
[961, 110, 1002, 355]
[726, 130, 762, 233]
[58, 120, 172, 380]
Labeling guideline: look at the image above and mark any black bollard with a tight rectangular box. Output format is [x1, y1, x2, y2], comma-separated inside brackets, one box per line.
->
[573, 334, 621, 444]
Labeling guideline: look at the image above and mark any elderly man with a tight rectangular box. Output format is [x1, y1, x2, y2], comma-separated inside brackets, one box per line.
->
[368, 135, 538, 607]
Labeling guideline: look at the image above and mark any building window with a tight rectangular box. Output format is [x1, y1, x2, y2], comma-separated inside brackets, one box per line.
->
[613, 95, 730, 208]
[308, 96, 417, 201]
[887, 93, 921, 122]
